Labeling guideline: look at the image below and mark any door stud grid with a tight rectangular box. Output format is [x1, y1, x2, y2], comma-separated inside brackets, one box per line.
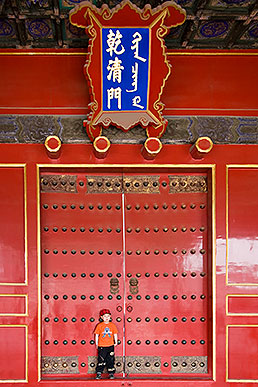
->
[41, 356, 79, 374]
[171, 356, 208, 374]
[88, 356, 161, 374]
[41, 171, 210, 377]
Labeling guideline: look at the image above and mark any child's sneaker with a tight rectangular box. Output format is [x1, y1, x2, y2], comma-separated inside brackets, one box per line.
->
[109, 373, 115, 379]
[96, 373, 101, 379]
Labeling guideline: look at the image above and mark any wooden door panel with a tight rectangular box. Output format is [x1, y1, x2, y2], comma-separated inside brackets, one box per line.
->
[40, 172, 124, 379]
[124, 172, 210, 377]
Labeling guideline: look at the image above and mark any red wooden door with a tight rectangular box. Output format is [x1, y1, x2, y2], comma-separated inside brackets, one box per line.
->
[40, 171, 124, 379]
[40, 168, 211, 380]
[124, 171, 211, 378]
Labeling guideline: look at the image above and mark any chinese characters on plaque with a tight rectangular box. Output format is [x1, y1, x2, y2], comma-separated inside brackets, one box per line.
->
[102, 28, 149, 112]
[70, 0, 186, 150]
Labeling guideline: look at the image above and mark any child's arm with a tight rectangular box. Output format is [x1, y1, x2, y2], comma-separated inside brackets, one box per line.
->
[95, 334, 99, 348]
[114, 333, 118, 346]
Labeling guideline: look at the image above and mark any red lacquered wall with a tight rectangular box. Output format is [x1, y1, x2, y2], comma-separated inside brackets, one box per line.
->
[0, 143, 257, 386]
[0, 50, 258, 116]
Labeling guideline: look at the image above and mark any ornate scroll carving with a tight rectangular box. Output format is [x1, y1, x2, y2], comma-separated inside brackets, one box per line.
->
[40, 174, 77, 193]
[171, 356, 208, 374]
[125, 356, 161, 374]
[123, 176, 160, 194]
[88, 356, 123, 374]
[86, 175, 160, 193]
[41, 356, 79, 374]
[69, 2, 186, 142]
[88, 355, 161, 374]
[86, 176, 123, 193]
[169, 175, 207, 193]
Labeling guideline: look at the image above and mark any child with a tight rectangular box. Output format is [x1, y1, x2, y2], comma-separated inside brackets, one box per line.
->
[94, 308, 118, 380]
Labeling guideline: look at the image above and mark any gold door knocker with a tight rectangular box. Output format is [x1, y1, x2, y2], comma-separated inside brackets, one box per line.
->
[129, 277, 139, 294]
[110, 277, 119, 294]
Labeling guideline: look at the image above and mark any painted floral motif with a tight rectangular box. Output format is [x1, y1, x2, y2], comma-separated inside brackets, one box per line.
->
[248, 22, 258, 39]
[200, 20, 228, 38]
[27, 19, 51, 39]
[0, 20, 14, 37]
[220, 0, 248, 4]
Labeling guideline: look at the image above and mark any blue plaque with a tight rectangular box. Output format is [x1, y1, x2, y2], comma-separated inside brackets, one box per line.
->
[102, 27, 149, 112]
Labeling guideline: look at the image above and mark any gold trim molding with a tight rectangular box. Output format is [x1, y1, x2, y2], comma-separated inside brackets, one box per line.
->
[0, 294, 28, 317]
[0, 164, 27, 286]
[0, 51, 258, 56]
[0, 324, 28, 383]
[226, 165, 258, 286]
[226, 294, 258, 316]
[226, 324, 258, 383]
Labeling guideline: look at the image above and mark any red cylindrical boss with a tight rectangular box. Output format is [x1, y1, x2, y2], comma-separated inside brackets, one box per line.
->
[44, 135, 61, 159]
[93, 136, 111, 159]
[142, 137, 162, 160]
[190, 136, 213, 159]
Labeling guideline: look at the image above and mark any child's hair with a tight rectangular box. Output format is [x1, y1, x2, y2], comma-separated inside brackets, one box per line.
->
[99, 308, 112, 322]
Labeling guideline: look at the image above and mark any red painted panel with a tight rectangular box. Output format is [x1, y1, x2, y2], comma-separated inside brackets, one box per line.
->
[228, 168, 258, 284]
[124, 171, 211, 377]
[0, 167, 25, 284]
[0, 53, 89, 114]
[165, 53, 258, 115]
[228, 296, 258, 315]
[41, 171, 124, 379]
[228, 326, 258, 381]
[0, 295, 26, 315]
[0, 50, 258, 116]
[0, 326, 26, 381]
